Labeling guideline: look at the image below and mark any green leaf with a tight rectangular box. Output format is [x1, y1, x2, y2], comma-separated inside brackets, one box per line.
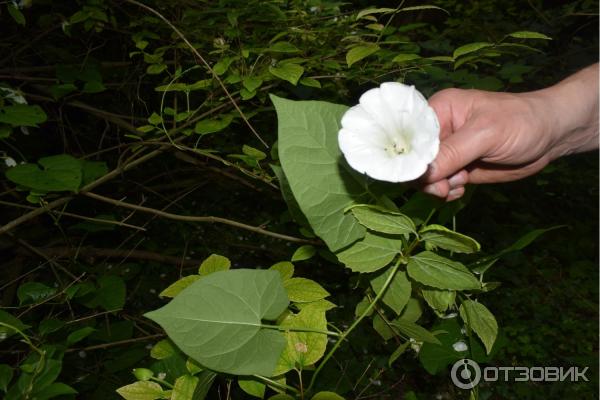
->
[349, 205, 415, 235]
[159, 275, 201, 298]
[172, 375, 199, 400]
[498, 226, 563, 255]
[132, 368, 154, 381]
[116, 381, 164, 400]
[299, 77, 321, 88]
[346, 44, 380, 67]
[291, 245, 316, 262]
[7, 4, 25, 25]
[269, 261, 294, 281]
[418, 319, 467, 374]
[275, 305, 328, 374]
[0, 104, 48, 127]
[407, 251, 480, 290]
[453, 42, 494, 59]
[146, 64, 167, 75]
[391, 319, 441, 344]
[372, 313, 394, 340]
[311, 392, 345, 400]
[268, 42, 300, 53]
[194, 115, 234, 135]
[421, 288, 455, 313]
[145, 269, 289, 376]
[268, 395, 295, 400]
[388, 341, 410, 367]
[85, 275, 126, 311]
[420, 224, 480, 253]
[272, 95, 368, 252]
[269, 64, 304, 85]
[238, 378, 266, 398]
[356, 8, 395, 20]
[459, 300, 498, 354]
[66, 327, 96, 345]
[337, 232, 402, 273]
[392, 53, 421, 63]
[0, 364, 12, 392]
[271, 164, 310, 227]
[399, 298, 422, 323]
[295, 299, 336, 312]
[370, 269, 411, 315]
[284, 278, 329, 303]
[17, 282, 57, 305]
[33, 382, 78, 400]
[400, 5, 448, 13]
[213, 57, 234, 75]
[507, 31, 552, 40]
[198, 254, 231, 275]
[81, 160, 108, 185]
[150, 339, 177, 360]
[242, 145, 267, 160]
[6, 154, 82, 192]
[243, 77, 263, 93]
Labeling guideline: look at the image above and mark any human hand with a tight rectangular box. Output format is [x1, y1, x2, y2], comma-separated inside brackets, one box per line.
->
[421, 64, 599, 201]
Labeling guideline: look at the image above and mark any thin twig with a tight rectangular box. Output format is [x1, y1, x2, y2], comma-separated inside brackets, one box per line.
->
[123, 0, 268, 148]
[83, 191, 317, 244]
[66, 333, 165, 353]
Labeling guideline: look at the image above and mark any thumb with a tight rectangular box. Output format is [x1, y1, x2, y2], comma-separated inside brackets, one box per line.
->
[424, 119, 492, 183]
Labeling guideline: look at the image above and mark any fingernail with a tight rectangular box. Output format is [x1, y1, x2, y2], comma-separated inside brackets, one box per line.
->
[447, 187, 464, 201]
[448, 173, 466, 189]
[423, 184, 442, 197]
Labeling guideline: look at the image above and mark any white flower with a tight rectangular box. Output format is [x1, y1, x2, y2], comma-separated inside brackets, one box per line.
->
[338, 82, 440, 182]
[4, 157, 17, 168]
[453, 340, 468, 352]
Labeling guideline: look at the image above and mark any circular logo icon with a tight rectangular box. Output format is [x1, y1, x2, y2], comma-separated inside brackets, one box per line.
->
[451, 358, 481, 389]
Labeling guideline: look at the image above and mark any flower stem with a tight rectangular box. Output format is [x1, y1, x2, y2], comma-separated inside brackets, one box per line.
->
[305, 258, 403, 394]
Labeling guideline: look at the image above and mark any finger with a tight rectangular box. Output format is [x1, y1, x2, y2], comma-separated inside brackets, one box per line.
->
[423, 119, 492, 183]
[466, 158, 550, 184]
[447, 186, 465, 202]
[422, 178, 451, 198]
[428, 88, 471, 139]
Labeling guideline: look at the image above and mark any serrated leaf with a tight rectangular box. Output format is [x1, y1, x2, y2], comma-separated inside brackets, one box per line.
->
[272, 95, 368, 252]
[199, 254, 231, 275]
[346, 44, 380, 67]
[116, 381, 164, 400]
[507, 31, 551, 40]
[407, 251, 480, 290]
[275, 305, 328, 374]
[421, 288, 455, 313]
[269, 261, 295, 280]
[459, 300, 497, 354]
[370, 269, 411, 315]
[420, 224, 480, 253]
[269, 64, 304, 85]
[350, 205, 415, 235]
[284, 278, 329, 303]
[291, 245, 316, 262]
[145, 269, 289, 376]
[453, 42, 494, 59]
[391, 319, 441, 344]
[295, 299, 336, 311]
[337, 232, 402, 273]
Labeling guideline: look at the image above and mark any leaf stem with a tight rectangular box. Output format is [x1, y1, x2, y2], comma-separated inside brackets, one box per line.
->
[253, 374, 300, 394]
[261, 324, 341, 337]
[306, 258, 403, 393]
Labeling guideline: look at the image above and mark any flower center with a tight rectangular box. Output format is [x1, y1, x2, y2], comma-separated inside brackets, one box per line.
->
[384, 134, 410, 157]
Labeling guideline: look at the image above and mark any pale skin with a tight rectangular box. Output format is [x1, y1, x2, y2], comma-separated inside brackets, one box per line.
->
[421, 63, 599, 201]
